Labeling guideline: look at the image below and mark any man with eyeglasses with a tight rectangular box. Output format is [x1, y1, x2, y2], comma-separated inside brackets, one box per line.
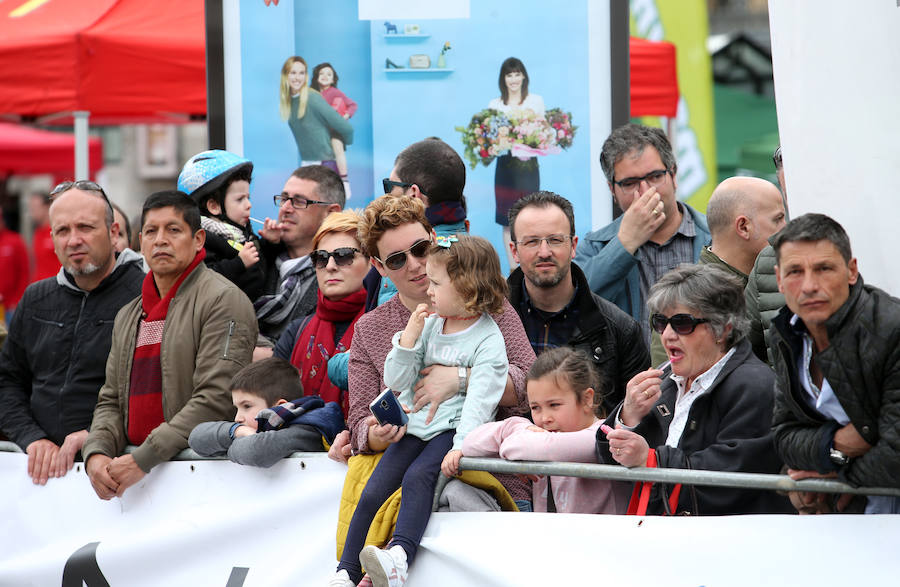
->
[575, 124, 710, 340]
[0, 180, 144, 485]
[255, 165, 344, 341]
[506, 191, 648, 414]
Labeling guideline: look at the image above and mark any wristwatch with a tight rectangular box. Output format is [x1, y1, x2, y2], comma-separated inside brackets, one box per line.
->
[458, 366, 468, 396]
[829, 447, 850, 467]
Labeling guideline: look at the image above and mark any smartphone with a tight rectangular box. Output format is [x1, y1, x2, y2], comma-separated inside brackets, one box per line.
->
[369, 388, 409, 427]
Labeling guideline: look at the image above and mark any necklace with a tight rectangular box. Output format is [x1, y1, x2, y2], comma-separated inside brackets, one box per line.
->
[438, 313, 480, 321]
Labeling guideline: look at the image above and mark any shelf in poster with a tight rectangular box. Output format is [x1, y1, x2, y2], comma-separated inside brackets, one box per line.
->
[383, 68, 454, 73]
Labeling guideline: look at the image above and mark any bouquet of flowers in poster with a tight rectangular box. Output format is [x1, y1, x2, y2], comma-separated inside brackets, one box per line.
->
[455, 107, 577, 169]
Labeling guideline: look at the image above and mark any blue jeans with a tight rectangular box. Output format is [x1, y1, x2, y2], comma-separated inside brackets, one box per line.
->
[338, 431, 453, 583]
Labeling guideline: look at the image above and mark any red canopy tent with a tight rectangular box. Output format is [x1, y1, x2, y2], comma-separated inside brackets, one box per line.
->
[0, 0, 205, 123]
[0, 121, 103, 181]
[630, 37, 679, 118]
[0, 0, 205, 177]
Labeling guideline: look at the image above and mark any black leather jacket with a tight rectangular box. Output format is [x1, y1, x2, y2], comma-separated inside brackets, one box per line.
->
[770, 277, 900, 488]
[508, 262, 649, 415]
[0, 255, 144, 449]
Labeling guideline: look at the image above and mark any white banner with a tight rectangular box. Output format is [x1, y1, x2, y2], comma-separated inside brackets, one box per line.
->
[1, 452, 898, 585]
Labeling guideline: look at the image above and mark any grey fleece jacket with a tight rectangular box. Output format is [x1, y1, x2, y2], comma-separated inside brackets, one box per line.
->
[188, 421, 324, 467]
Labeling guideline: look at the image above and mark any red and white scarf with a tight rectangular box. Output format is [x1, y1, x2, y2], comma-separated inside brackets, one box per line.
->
[127, 249, 205, 444]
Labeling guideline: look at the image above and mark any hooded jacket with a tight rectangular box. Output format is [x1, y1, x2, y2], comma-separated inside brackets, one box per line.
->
[0, 250, 144, 448]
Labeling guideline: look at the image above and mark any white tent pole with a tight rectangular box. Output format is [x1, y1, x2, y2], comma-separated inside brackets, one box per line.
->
[73, 110, 90, 179]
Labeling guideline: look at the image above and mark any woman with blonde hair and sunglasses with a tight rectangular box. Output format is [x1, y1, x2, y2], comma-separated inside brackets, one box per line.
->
[278, 56, 354, 172]
[273, 211, 369, 417]
[598, 263, 793, 515]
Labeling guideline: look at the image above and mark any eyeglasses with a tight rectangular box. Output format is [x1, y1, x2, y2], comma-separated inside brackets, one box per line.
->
[773, 146, 783, 168]
[651, 313, 710, 336]
[374, 238, 431, 271]
[515, 234, 572, 250]
[310, 247, 360, 269]
[382, 178, 413, 195]
[273, 193, 331, 209]
[613, 169, 670, 192]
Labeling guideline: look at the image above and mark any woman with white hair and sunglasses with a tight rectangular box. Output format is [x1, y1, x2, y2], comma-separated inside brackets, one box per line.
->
[599, 263, 792, 515]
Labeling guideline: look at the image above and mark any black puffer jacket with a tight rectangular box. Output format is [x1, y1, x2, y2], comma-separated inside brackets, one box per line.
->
[770, 277, 900, 488]
[597, 339, 793, 515]
[508, 262, 649, 415]
[0, 254, 144, 449]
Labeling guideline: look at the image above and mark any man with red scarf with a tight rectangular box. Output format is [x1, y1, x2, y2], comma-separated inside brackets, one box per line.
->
[83, 191, 257, 500]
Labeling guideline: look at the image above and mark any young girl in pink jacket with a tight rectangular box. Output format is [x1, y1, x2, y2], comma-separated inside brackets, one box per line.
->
[463, 346, 631, 514]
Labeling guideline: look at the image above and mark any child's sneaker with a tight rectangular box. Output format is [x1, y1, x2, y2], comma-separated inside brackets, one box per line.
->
[359, 544, 408, 587]
[327, 569, 356, 587]
[357, 574, 373, 587]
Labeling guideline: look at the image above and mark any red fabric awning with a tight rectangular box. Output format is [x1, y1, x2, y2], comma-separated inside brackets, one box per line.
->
[630, 37, 679, 118]
[0, 122, 103, 180]
[0, 0, 205, 123]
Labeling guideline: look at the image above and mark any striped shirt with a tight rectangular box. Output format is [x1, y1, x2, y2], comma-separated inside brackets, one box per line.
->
[635, 203, 697, 340]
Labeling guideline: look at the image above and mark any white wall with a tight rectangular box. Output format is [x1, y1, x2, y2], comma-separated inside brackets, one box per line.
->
[768, 0, 900, 295]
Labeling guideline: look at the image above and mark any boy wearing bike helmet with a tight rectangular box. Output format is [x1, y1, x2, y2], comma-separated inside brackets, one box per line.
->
[178, 150, 276, 301]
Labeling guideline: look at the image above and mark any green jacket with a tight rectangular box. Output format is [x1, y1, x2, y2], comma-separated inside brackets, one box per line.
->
[288, 91, 354, 162]
[744, 244, 782, 366]
[82, 263, 258, 472]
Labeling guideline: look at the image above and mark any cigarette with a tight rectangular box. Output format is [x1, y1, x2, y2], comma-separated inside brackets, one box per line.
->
[249, 217, 265, 225]
[656, 360, 671, 372]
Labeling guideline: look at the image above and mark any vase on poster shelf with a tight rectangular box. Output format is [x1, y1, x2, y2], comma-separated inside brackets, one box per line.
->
[437, 41, 451, 68]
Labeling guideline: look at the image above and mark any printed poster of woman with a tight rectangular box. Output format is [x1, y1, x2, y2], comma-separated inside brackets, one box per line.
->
[279, 56, 355, 193]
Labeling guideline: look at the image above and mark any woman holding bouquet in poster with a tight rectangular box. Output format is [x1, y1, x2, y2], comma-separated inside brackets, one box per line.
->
[279, 56, 353, 173]
[489, 57, 544, 262]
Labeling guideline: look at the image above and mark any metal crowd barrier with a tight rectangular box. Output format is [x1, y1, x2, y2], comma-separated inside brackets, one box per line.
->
[7, 440, 899, 513]
[431, 456, 900, 511]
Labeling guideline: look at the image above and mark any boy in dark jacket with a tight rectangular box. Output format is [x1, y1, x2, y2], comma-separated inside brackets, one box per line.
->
[189, 358, 344, 467]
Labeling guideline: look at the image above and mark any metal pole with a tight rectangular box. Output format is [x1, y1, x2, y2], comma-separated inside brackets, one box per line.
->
[73, 110, 90, 180]
[457, 457, 900, 498]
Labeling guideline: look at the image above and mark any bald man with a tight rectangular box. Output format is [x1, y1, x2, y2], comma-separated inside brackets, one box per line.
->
[703, 176, 786, 280]
[0, 181, 144, 485]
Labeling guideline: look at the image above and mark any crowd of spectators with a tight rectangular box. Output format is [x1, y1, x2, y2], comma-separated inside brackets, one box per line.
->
[2, 125, 898, 586]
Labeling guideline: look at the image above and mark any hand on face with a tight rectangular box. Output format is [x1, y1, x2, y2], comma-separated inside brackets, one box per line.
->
[616, 184, 666, 254]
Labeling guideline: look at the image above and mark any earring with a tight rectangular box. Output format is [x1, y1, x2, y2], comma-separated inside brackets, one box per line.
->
[385, 58, 404, 69]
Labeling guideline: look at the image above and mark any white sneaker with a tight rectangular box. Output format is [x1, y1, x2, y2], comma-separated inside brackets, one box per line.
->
[327, 569, 356, 587]
[359, 545, 408, 587]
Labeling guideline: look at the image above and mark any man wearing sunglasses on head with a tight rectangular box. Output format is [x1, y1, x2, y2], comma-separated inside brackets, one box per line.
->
[365, 138, 470, 312]
[0, 181, 144, 486]
[254, 165, 344, 342]
[575, 124, 710, 342]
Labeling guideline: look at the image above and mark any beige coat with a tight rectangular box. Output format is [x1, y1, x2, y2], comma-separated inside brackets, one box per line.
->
[83, 263, 257, 472]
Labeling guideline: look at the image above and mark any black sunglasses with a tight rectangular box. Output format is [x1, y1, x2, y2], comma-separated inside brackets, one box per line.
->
[310, 247, 360, 269]
[374, 238, 430, 271]
[382, 178, 413, 195]
[651, 313, 710, 336]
